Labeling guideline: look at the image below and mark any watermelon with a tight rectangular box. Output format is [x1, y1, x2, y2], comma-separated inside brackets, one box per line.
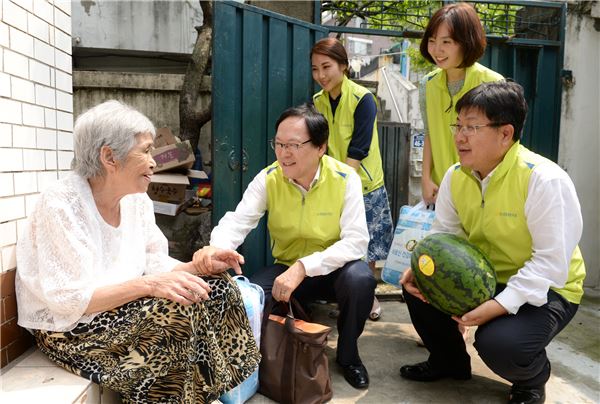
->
[411, 233, 496, 316]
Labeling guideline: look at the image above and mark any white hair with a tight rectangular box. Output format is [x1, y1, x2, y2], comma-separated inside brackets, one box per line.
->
[71, 100, 156, 178]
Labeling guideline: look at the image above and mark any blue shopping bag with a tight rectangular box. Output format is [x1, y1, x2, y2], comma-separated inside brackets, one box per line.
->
[220, 276, 264, 404]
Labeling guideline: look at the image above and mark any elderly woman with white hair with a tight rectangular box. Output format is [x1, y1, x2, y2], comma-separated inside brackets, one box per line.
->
[15, 100, 260, 403]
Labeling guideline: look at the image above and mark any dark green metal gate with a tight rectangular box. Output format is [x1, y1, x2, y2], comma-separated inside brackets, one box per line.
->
[476, 1, 566, 159]
[212, 1, 328, 274]
[478, 41, 563, 159]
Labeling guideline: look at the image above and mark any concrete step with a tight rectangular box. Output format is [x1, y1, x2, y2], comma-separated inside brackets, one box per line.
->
[0, 348, 120, 404]
[1, 348, 227, 403]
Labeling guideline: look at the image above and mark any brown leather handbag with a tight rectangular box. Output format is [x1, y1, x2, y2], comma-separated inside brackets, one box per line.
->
[259, 299, 333, 404]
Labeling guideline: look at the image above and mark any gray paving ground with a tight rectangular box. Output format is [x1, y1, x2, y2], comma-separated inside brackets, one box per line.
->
[248, 287, 600, 404]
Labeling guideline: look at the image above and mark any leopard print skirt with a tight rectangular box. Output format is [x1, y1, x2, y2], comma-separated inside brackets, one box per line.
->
[34, 275, 260, 404]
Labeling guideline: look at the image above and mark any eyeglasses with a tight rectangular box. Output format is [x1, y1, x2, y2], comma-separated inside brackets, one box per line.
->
[450, 123, 506, 138]
[268, 139, 312, 152]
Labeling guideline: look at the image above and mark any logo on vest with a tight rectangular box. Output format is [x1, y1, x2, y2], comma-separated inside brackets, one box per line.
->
[499, 211, 518, 218]
[316, 212, 333, 216]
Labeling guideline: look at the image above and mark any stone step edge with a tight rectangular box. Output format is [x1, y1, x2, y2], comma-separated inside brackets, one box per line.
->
[0, 347, 117, 403]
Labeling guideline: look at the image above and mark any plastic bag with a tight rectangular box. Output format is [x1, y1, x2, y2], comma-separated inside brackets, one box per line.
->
[382, 202, 436, 287]
[232, 275, 264, 345]
[220, 371, 259, 404]
[220, 275, 264, 404]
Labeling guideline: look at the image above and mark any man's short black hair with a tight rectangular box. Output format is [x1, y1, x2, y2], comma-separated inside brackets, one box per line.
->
[275, 103, 329, 147]
[456, 80, 528, 141]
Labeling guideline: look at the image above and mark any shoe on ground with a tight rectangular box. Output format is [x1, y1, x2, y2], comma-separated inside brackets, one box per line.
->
[339, 362, 369, 389]
[399, 361, 471, 382]
[369, 297, 382, 321]
[508, 384, 545, 404]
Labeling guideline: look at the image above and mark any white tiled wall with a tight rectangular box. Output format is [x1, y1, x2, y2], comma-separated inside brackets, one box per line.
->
[0, 0, 72, 273]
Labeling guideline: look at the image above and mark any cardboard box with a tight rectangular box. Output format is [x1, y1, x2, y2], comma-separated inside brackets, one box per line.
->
[147, 173, 190, 203]
[187, 169, 209, 188]
[152, 200, 188, 216]
[187, 169, 209, 180]
[154, 127, 177, 148]
[152, 140, 195, 173]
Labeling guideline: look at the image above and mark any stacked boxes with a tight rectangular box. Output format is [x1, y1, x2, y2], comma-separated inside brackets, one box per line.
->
[147, 127, 207, 216]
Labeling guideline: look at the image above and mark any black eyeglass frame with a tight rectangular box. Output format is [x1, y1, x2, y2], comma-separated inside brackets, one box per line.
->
[449, 122, 508, 137]
[268, 138, 312, 151]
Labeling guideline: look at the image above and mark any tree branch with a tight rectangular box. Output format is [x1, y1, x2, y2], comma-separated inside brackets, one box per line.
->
[179, 0, 213, 153]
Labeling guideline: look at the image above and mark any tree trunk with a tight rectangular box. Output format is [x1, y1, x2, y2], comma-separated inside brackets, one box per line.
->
[179, 0, 213, 154]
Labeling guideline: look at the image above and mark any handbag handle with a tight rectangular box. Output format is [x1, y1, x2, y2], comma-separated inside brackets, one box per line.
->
[260, 297, 311, 359]
[261, 297, 310, 326]
[286, 299, 310, 321]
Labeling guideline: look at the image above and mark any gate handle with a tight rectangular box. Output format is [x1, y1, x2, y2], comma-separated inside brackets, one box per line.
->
[228, 148, 240, 171]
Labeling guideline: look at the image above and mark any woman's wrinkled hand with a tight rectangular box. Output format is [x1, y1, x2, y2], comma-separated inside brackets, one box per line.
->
[192, 246, 245, 276]
[145, 271, 212, 305]
[400, 268, 428, 303]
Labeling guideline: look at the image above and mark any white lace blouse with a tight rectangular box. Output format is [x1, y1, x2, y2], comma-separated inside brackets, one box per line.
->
[15, 173, 180, 332]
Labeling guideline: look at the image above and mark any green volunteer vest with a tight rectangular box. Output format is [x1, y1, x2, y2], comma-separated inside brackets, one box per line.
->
[265, 155, 350, 266]
[425, 63, 504, 185]
[450, 142, 586, 304]
[313, 75, 384, 194]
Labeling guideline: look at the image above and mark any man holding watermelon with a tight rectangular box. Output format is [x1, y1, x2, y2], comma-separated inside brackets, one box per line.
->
[400, 81, 586, 404]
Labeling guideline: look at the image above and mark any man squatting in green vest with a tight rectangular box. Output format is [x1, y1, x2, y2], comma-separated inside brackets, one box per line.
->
[192, 104, 376, 390]
[400, 81, 586, 404]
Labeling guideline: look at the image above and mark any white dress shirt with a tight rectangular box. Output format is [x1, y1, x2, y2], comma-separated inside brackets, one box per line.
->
[434, 161, 583, 314]
[210, 163, 369, 277]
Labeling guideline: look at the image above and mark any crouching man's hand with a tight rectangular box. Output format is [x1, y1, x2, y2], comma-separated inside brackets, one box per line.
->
[400, 268, 428, 303]
[272, 261, 306, 302]
[452, 299, 508, 327]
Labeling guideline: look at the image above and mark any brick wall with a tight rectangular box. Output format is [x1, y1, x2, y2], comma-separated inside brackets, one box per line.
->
[0, 0, 73, 368]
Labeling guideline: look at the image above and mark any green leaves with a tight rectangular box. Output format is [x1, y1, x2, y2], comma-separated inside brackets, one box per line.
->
[322, 0, 438, 31]
[321, 1, 524, 36]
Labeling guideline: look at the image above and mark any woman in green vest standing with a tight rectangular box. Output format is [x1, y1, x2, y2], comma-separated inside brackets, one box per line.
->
[311, 38, 393, 321]
[419, 2, 504, 205]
